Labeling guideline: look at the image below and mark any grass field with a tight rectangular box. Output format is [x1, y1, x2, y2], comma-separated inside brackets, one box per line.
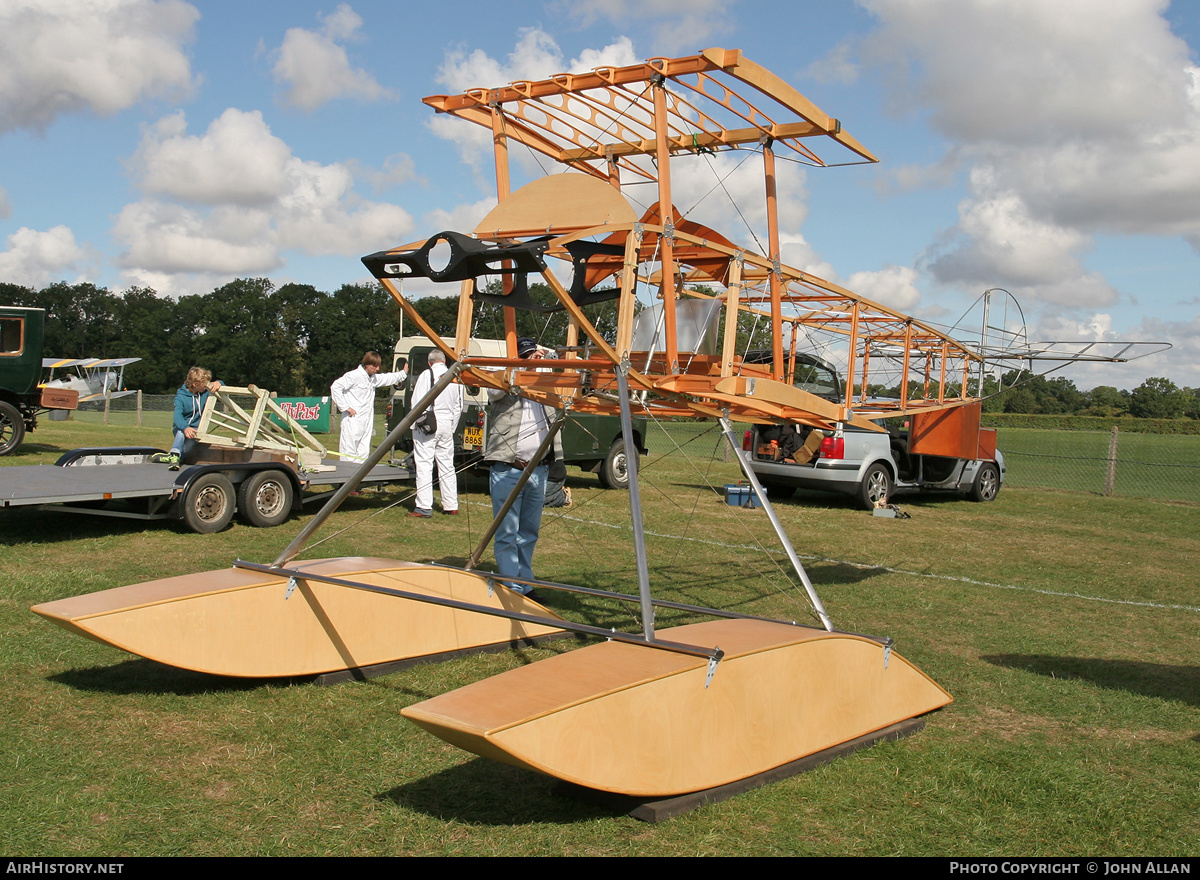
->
[2, 419, 1198, 856]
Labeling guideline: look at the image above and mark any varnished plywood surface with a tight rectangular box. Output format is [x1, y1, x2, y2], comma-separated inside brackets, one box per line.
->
[32, 558, 565, 678]
[403, 619, 951, 796]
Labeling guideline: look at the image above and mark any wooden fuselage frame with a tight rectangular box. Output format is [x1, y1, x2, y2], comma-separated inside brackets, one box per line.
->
[367, 47, 985, 435]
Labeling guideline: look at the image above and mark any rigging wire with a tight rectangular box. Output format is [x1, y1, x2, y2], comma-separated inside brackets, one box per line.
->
[630, 412, 825, 623]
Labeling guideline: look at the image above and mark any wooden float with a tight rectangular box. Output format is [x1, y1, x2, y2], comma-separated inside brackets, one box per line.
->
[31, 557, 565, 678]
[401, 617, 952, 798]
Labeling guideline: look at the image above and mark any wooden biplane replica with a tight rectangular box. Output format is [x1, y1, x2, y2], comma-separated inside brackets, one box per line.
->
[32, 48, 1166, 809]
[42, 356, 141, 403]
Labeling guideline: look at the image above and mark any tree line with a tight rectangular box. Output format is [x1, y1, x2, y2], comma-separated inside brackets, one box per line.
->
[1, 279, 398, 396]
[0, 278, 619, 397]
[3, 278, 1196, 418]
[866, 372, 1200, 420]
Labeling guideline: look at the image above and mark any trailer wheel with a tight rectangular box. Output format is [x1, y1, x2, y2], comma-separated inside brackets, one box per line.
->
[0, 401, 25, 456]
[237, 470, 293, 528]
[596, 438, 633, 489]
[181, 473, 235, 533]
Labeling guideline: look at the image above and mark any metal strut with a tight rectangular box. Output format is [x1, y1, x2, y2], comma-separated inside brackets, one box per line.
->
[718, 417, 834, 632]
[616, 361, 656, 641]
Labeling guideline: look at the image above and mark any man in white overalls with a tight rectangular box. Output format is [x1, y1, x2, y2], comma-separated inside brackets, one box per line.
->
[331, 351, 407, 462]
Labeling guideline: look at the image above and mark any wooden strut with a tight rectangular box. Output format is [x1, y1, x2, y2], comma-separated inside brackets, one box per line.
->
[196, 384, 326, 461]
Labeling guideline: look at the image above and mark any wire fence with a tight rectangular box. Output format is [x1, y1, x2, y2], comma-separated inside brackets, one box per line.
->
[642, 420, 1200, 504]
[72, 397, 1200, 503]
[993, 427, 1200, 503]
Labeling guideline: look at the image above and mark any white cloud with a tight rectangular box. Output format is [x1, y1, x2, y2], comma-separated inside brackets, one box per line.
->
[1049, 311, 1200, 389]
[133, 109, 293, 205]
[275, 159, 412, 256]
[271, 3, 394, 112]
[847, 265, 922, 312]
[859, 0, 1200, 309]
[114, 109, 414, 290]
[669, 151, 810, 242]
[422, 198, 498, 236]
[805, 43, 860, 86]
[432, 31, 640, 188]
[112, 200, 279, 275]
[0, 225, 87, 287]
[0, 0, 197, 134]
[556, 0, 733, 54]
[347, 153, 421, 193]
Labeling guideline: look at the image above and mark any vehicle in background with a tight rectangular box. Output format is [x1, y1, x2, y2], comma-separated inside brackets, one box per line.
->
[387, 337, 647, 488]
[0, 306, 79, 455]
[739, 349, 1004, 509]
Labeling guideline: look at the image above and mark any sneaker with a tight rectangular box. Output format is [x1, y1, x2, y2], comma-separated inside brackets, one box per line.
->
[150, 452, 180, 468]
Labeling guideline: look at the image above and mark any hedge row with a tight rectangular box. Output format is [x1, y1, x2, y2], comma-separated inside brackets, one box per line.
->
[980, 413, 1200, 434]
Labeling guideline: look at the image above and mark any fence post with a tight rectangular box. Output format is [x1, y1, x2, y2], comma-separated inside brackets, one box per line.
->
[136, 390, 143, 427]
[1104, 425, 1118, 496]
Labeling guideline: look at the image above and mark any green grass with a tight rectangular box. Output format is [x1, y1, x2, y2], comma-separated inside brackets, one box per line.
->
[2, 419, 1198, 855]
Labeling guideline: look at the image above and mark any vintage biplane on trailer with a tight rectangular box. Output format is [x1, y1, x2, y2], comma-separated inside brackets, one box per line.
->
[32, 48, 1164, 804]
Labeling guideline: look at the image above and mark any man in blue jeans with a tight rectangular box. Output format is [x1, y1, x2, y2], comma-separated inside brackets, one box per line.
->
[483, 337, 561, 598]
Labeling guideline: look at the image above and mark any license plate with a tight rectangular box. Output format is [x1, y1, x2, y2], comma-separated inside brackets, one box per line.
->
[462, 427, 483, 450]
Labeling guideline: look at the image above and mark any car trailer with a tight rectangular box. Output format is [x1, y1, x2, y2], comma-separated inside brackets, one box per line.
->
[0, 446, 412, 533]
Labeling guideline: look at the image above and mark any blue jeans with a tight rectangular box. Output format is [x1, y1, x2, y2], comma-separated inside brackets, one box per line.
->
[171, 430, 197, 460]
[489, 462, 547, 593]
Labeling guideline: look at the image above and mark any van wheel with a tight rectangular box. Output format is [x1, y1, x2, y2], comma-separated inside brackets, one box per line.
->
[857, 463, 891, 511]
[969, 462, 1001, 502]
[597, 438, 632, 489]
[181, 473, 235, 533]
[0, 401, 25, 455]
[237, 470, 293, 527]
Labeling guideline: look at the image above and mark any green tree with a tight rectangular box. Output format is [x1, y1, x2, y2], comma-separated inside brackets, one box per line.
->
[306, 283, 400, 395]
[114, 287, 187, 393]
[275, 283, 325, 393]
[1129, 377, 1187, 419]
[1082, 385, 1129, 417]
[188, 278, 312, 393]
[408, 294, 460, 338]
[21, 282, 121, 358]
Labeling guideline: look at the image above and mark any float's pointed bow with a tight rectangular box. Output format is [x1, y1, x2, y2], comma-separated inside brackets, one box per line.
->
[32, 558, 564, 678]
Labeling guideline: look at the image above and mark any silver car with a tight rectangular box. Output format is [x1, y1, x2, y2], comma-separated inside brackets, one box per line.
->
[744, 420, 1005, 510]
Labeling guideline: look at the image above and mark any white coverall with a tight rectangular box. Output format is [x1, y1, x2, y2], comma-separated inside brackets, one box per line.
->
[331, 365, 406, 462]
[411, 362, 465, 513]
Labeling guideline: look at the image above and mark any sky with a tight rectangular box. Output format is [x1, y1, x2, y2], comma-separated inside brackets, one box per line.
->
[1, 0, 1198, 391]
